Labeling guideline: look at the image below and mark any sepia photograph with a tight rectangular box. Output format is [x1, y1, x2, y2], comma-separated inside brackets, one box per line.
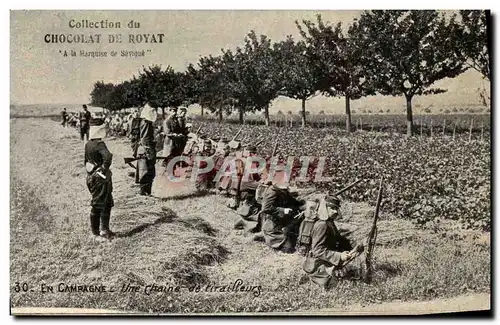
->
[9, 9, 491, 316]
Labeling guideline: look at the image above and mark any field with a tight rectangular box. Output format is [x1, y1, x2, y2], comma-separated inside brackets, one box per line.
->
[10, 113, 491, 314]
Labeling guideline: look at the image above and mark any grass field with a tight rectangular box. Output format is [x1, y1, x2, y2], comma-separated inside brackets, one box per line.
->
[10, 117, 490, 314]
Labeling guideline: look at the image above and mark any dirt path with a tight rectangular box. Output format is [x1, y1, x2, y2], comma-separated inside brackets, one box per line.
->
[10, 118, 490, 315]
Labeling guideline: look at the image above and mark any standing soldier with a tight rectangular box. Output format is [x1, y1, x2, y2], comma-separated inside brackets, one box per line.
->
[84, 118, 115, 241]
[61, 107, 68, 127]
[137, 105, 158, 196]
[178, 107, 188, 133]
[162, 107, 184, 173]
[79, 104, 92, 141]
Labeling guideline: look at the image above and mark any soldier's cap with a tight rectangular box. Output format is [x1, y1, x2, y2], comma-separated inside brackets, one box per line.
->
[325, 195, 341, 209]
[83, 104, 88, 109]
[246, 145, 257, 153]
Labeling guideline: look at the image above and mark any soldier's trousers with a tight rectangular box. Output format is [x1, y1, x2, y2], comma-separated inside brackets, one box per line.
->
[80, 126, 89, 141]
[90, 206, 112, 235]
[138, 158, 155, 195]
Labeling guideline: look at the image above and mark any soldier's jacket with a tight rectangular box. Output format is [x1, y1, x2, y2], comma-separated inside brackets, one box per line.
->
[84, 139, 113, 209]
[303, 219, 352, 288]
[79, 110, 92, 128]
[138, 119, 156, 160]
[137, 119, 156, 185]
[261, 185, 303, 250]
[163, 116, 184, 156]
[179, 117, 188, 135]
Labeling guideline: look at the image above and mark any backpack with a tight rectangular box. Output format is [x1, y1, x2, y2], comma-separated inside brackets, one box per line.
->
[297, 214, 318, 256]
[296, 200, 321, 256]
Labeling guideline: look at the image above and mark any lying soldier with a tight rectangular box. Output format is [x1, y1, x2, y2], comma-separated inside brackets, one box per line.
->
[300, 196, 364, 289]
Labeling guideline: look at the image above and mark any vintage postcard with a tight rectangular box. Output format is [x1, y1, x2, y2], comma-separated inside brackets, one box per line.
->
[10, 10, 491, 316]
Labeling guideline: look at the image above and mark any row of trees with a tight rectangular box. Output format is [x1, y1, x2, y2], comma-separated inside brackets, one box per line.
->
[90, 10, 490, 136]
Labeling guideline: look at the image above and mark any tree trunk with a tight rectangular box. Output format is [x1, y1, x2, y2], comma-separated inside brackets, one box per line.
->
[201, 106, 204, 117]
[301, 98, 307, 128]
[239, 108, 244, 124]
[218, 106, 223, 122]
[405, 95, 414, 136]
[264, 105, 270, 126]
[345, 95, 352, 132]
[161, 107, 165, 119]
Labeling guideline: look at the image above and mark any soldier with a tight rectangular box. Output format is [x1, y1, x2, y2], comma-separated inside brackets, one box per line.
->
[178, 107, 188, 134]
[162, 107, 185, 173]
[137, 105, 158, 196]
[61, 107, 68, 127]
[256, 183, 306, 254]
[84, 118, 114, 241]
[129, 109, 142, 152]
[216, 140, 242, 196]
[228, 145, 261, 209]
[79, 104, 92, 141]
[301, 196, 363, 289]
[194, 138, 216, 191]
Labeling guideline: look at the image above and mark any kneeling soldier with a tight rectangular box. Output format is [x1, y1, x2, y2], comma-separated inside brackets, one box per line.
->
[258, 183, 306, 254]
[301, 196, 363, 288]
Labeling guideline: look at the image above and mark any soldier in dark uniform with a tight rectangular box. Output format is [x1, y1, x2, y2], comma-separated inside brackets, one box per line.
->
[137, 105, 157, 196]
[302, 196, 362, 288]
[84, 118, 114, 241]
[61, 108, 68, 127]
[129, 112, 141, 148]
[162, 107, 185, 172]
[258, 184, 306, 253]
[79, 104, 92, 141]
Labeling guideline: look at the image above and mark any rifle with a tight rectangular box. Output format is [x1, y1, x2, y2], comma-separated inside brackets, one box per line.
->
[242, 139, 264, 148]
[232, 126, 243, 141]
[271, 137, 279, 156]
[124, 156, 169, 165]
[332, 179, 363, 196]
[364, 176, 383, 283]
[195, 125, 203, 135]
[254, 139, 264, 147]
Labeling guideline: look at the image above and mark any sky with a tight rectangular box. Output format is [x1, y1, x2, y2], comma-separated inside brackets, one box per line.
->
[10, 10, 489, 114]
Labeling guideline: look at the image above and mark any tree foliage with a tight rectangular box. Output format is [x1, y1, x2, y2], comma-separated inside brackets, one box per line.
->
[457, 10, 490, 80]
[297, 15, 374, 131]
[88, 10, 482, 131]
[274, 36, 320, 127]
[354, 10, 467, 135]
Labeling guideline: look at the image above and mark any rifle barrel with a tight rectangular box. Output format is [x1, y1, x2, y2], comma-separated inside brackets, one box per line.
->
[232, 126, 243, 141]
[333, 179, 363, 196]
[272, 137, 279, 156]
[373, 177, 384, 222]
